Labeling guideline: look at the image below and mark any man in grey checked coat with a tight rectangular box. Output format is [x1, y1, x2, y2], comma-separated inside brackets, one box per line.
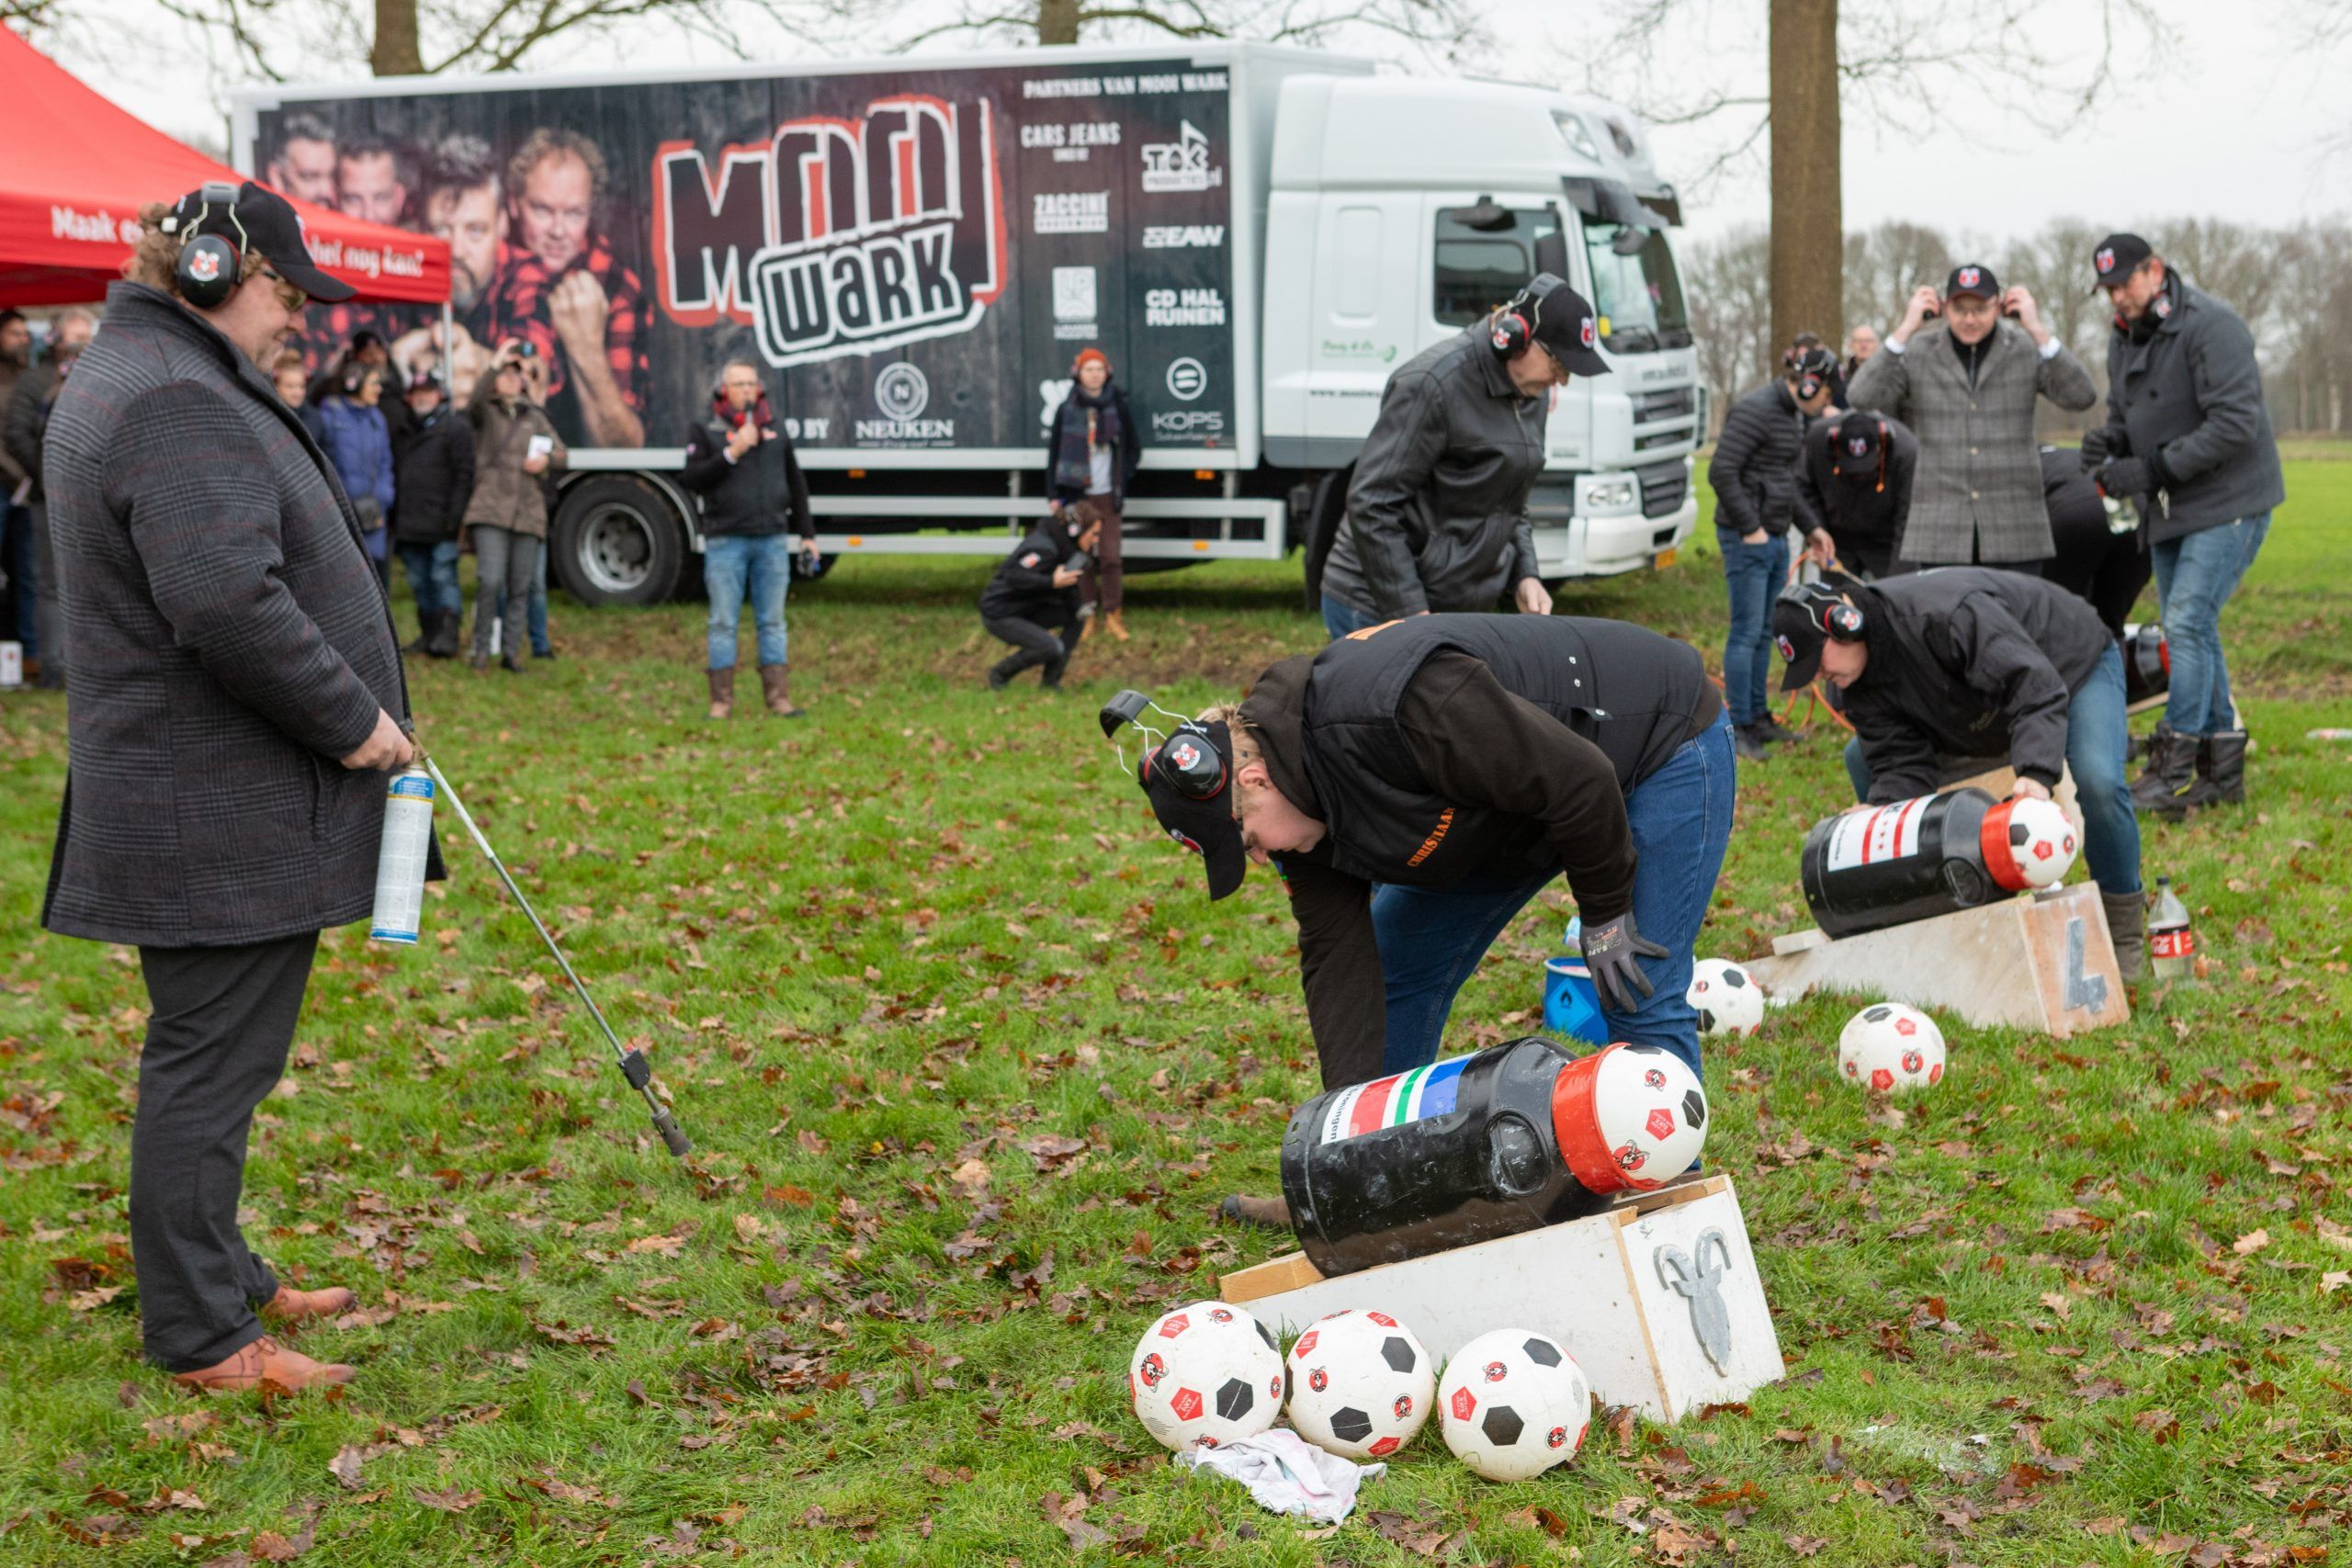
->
[1848, 263, 2098, 570]
[42, 183, 430, 1393]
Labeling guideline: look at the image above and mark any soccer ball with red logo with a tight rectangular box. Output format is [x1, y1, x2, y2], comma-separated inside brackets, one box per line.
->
[1435, 1328, 1592, 1481]
[1127, 1301, 1285, 1450]
[1686, 958, 1766, 1037]
[1283, 1308, 1435, 1461]
[1836, 1002, 1947, 1093]
[1552, 1043, 1708, 1192]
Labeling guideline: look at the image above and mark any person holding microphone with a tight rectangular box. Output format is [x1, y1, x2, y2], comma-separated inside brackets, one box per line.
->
[41, 183, 434, 1393]
[681, 358, 818, 718]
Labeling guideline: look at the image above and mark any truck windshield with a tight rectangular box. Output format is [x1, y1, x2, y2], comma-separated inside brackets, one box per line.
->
[1432, 204, 1570, 327]
[1579, 216, 1691, 353]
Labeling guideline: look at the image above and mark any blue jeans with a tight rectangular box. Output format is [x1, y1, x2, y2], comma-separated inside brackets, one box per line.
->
[1719, 532, 1787, 725]
[2152, 513, 2268, 736]
[489, 547, 550, 656]
[1841, 643, 2141, 897]
[705, 533, 792, 670]
[1320, 592, 1385, 641]
[396, 540, 461, 620]
[1369, 709, 1736, 1080]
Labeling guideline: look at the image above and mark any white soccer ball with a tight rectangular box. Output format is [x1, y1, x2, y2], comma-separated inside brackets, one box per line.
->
[1284, 1309, 1436, 1460]
[1999, 796, 2079, 889]
[1128, 1301, 1285, 1451]
[1589, 1043, 1708, 1190]
[1837, 1002, 1947, 1093]
[1436, 1328, 1592, 1482]
[1687, 959, 1766, 1037]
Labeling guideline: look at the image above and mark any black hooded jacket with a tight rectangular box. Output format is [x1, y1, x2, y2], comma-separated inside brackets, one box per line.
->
[979, 513, 1091, 623]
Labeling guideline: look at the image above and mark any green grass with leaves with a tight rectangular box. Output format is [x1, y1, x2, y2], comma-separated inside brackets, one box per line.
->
[1, 463, 2346, 1568]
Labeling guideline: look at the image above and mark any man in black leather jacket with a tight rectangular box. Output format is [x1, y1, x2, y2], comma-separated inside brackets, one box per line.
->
[1316, 276, 1610, 637]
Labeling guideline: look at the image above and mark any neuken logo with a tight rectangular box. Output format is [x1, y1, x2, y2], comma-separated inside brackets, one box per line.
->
[653, 96, 1007, 368]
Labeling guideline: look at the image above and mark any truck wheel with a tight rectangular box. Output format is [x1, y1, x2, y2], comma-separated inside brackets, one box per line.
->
[1301, 465, 1352, 612]
[550, 477, 686, 605]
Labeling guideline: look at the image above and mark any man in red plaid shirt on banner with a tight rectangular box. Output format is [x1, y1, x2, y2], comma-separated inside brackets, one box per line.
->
[483, 130, 648, 448]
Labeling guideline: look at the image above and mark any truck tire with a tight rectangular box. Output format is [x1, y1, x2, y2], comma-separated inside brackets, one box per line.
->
[1300, 465, 1352, 612]
[550, 477, 687, 606]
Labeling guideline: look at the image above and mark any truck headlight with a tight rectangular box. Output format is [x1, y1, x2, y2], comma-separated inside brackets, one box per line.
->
[1580, 478, 1638, 513]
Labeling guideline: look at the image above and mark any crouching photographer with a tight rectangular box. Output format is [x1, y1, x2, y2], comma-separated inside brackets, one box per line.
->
[981, 508, 1100, 692]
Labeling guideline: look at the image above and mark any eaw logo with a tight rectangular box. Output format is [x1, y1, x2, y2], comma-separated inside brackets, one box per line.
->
[653, 96, 1007, 368]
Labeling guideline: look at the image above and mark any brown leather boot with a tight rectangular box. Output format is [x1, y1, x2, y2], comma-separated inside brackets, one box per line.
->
[261, 1284, 356, 1325]
[172, 1335, 356, 1393]
[1102, 608, 1130, 642]
[760, 664, 806, 718]
[707, 667, 734, 720]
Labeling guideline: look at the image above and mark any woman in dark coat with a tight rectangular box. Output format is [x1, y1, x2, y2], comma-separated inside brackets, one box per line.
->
[311, 361, 397, 588]
[1041, 346, 1140, 640]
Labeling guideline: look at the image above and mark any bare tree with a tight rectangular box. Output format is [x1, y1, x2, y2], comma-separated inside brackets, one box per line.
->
[1841, 220, 1949, 338]
[876, 0, 1486, 54]
[1683, 224, 1774, 435]
[1565, 1, 2173, 358]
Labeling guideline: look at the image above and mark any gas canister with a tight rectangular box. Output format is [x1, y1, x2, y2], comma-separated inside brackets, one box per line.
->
[1799, 787, 2077, 940]
[1277, 1039, 1707, 1277]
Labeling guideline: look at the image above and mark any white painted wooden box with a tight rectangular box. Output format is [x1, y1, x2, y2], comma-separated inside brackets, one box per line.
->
[1220, 1176, 1781, 1423]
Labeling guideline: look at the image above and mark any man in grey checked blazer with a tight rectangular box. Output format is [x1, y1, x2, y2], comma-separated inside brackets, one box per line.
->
[42, 183, 431, 1393]
[1848, 263, 2098, 569]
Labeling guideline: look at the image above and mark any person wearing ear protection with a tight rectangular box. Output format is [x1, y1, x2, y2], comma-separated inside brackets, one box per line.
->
[1122, 612, 1731, 1100]
[1708, 344, 1839, 761]
[1317, 275, 1611, 639]
[1795, 408, 1917, 581]
[1773, 572, 2144, 977]
[40, 182, 433, 1394]
[681, 357, 816, 719]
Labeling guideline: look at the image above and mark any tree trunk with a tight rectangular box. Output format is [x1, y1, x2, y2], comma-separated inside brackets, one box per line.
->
[1768, 0, 1841, 359]
[1037, 0, 1081, 45]
[373, 0, 424, 75]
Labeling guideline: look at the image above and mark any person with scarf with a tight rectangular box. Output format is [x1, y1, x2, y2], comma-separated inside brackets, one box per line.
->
[681, 357, 816, 719]
[1042, 346, 1140, 641]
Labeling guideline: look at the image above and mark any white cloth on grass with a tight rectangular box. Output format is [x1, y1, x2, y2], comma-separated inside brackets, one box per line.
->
[1174, 1428, 1384, 1525]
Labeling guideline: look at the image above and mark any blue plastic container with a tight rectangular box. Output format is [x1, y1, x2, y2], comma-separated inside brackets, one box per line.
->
[1543, 955, 1610, 1044]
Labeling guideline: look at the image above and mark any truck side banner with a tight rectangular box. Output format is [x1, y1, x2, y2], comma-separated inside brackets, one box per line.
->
[251, 60, 1238, 455]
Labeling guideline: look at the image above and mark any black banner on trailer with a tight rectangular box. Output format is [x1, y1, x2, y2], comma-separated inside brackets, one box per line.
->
[251, 59, 1240, 458]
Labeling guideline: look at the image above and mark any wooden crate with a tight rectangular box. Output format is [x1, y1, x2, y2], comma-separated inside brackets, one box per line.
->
[1751, 880, 2130, 1037]
[1220, 1175, 1782, 1424]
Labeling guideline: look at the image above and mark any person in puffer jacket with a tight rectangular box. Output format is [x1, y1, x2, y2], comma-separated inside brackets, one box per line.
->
[311, 361, 397, 589]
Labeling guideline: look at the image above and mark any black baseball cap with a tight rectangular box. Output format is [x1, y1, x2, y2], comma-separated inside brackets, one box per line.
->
[1136, 719, 1248, 900]
[166, 181, 355, 304]
[1522, 274, 1613, 378]
[2089, 232, 2154, 293]
[1773, 581, 1850, 691]
[1944, 264, 1999, 301]
[1828, 412, 1883, 479]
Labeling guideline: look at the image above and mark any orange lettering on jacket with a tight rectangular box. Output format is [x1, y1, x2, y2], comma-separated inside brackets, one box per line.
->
[1406, 807, 1456, 867]
[1344, 620, 1403, 641]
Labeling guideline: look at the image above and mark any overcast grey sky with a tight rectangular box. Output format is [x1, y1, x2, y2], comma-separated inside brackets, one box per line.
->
[41, 0, 2348, 245]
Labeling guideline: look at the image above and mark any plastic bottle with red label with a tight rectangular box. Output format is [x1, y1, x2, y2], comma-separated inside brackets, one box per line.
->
[2149, 876, 2196, 983]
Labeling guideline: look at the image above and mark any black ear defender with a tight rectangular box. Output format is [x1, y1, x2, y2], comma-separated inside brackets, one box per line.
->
[1790, 345, 1838, 403]
[1100, 688, 1227, 799]
[1487, 272, 1566, 359]
[164, 182, 248, 310]
[1779, 579, 1865, 641]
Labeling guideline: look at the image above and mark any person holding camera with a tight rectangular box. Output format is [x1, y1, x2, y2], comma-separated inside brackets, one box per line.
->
[1317, 274, 1611, 638]
[1848, 265, 2097, 570]
[980, 508, 1099, 692]
[1042, 346, 1139, 641]
[311, 359, 397, 590]
[42, 183, 429, 1393]
[680, 357, 817, 719]
[464, 350, 565, 672]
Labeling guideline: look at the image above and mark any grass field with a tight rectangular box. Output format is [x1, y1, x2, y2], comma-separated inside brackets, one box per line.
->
[1, 463, 2346, 1568]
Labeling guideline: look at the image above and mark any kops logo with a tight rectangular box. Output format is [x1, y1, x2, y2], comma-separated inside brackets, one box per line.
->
[1165, 357, 1206, 401]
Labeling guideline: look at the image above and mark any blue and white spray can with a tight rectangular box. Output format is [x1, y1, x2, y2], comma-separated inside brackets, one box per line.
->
[369, 763, 435, 944]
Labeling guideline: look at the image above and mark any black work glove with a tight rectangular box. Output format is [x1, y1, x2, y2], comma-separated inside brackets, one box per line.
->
[2079, 425, 2130, 468]
[2092, 456, 2154, 501]
[1579, 911, 1670, 1012]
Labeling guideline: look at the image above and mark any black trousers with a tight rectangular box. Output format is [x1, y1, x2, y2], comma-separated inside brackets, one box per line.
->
[132, 931, 319, 1371]
[984, 610, 1079, 684]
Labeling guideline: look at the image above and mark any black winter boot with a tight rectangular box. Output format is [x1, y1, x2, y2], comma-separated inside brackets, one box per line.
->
[2130, 725, 2199, 815]
[2165, 729, 2247, 815]
[987, 649, 1048, 690]
[429, 608, 463, 659]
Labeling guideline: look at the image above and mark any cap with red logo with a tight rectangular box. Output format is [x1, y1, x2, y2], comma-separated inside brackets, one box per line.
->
[1136, 718, 1249, 900]
[2088, 232, 2154, 293]
[1827, 411, 1883, 480]
[1943, 264, 1999, 302]
[1523, 275, 1612, 378]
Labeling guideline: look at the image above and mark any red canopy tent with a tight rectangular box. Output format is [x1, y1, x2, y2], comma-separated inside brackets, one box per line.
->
[0, 27, 448, 307]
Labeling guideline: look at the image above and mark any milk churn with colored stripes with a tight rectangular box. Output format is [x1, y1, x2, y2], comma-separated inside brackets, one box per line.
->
[1277, 1039, 1709, 1276]
[1798, 786, 2078, 941]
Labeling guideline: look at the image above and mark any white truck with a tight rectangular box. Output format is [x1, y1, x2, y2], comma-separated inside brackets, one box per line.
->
[232, 42, 1700, 606]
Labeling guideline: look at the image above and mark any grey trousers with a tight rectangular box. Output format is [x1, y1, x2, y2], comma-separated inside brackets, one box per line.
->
[471, 525, 542, 660]
[132, 931, 319, 1371]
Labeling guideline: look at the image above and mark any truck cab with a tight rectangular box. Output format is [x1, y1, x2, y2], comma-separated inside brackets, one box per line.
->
[1260, 75, 1701, 586]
